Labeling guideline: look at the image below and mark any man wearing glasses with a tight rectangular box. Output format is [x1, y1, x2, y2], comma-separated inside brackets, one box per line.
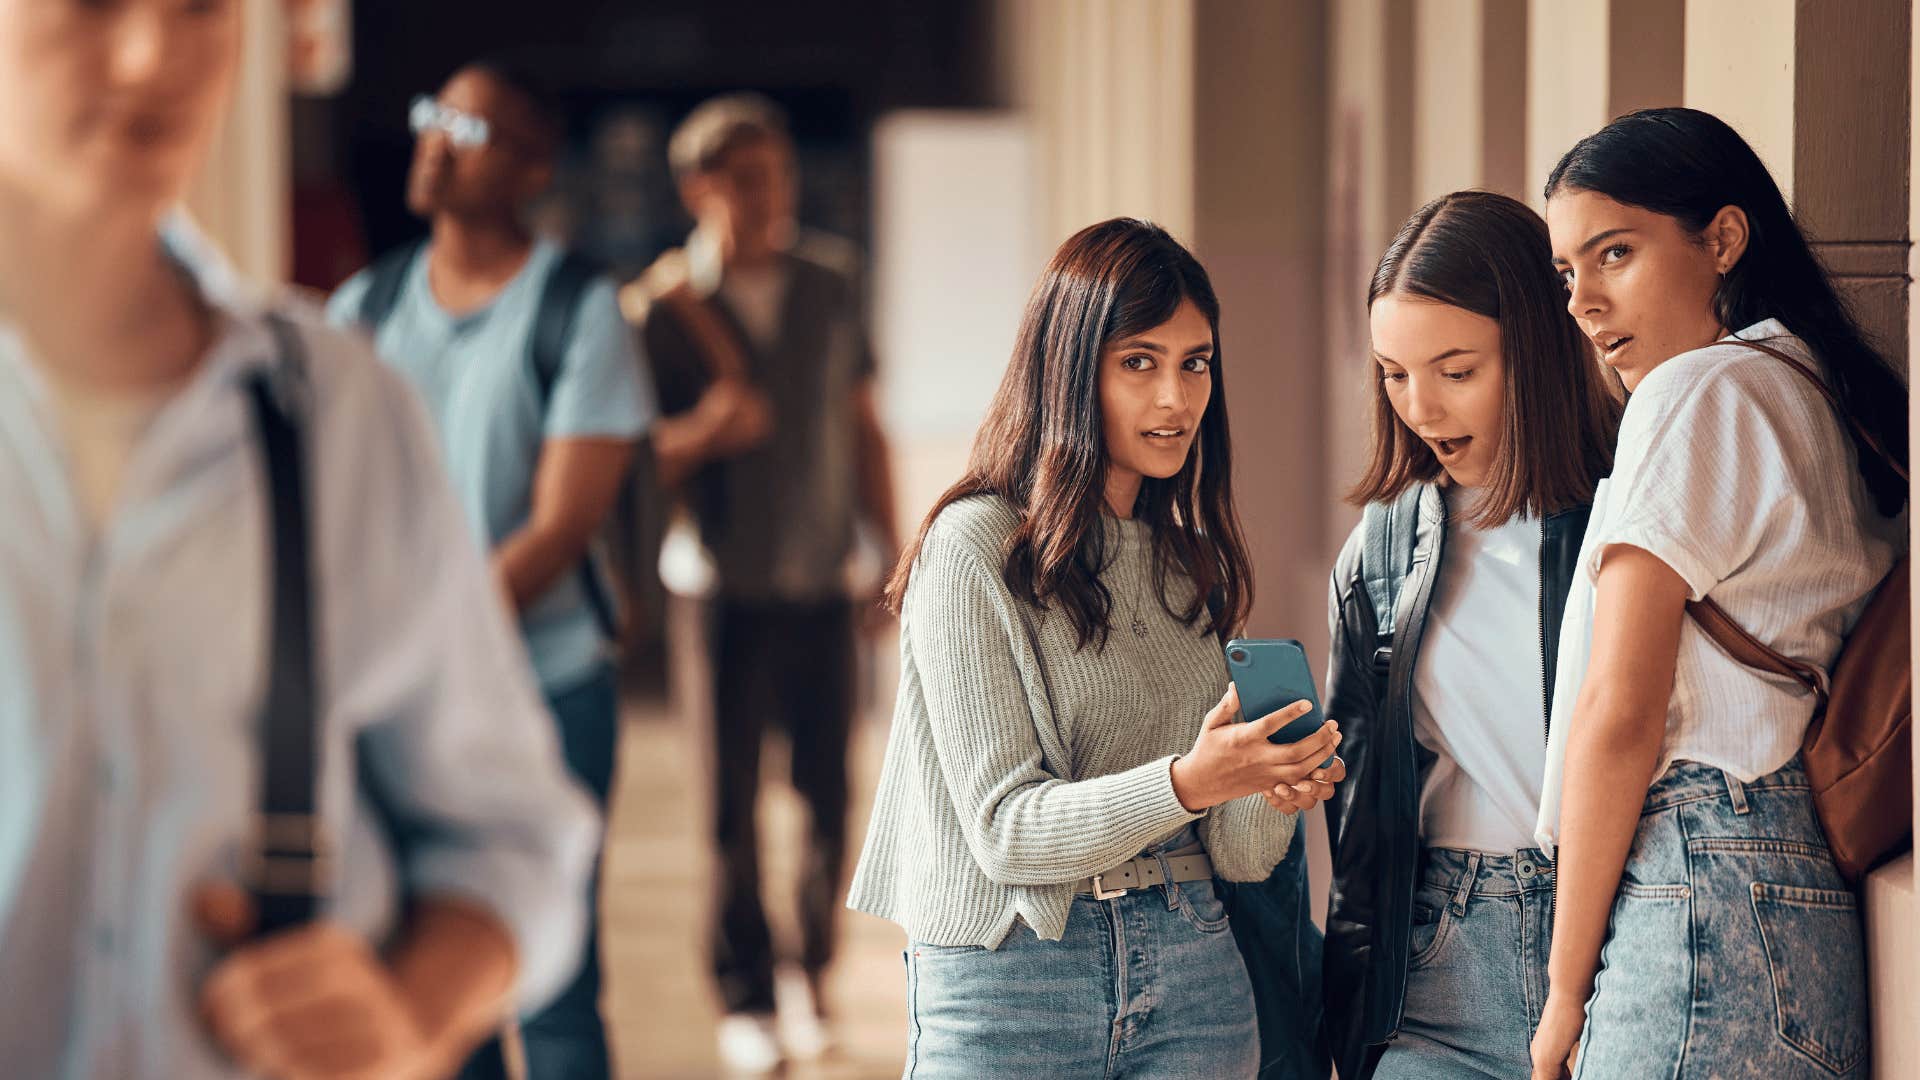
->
[327, 60, 685, 1080]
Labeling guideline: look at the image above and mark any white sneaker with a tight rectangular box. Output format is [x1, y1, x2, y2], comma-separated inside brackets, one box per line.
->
[716, 1013, 783, 1075]
[774, 967, 835, 1061]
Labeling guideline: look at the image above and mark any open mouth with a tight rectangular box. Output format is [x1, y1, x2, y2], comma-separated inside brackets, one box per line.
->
[1595, 333, 1634, 359]
[1432, 435, 1472, 460]
[1143, 427, 1187, 441]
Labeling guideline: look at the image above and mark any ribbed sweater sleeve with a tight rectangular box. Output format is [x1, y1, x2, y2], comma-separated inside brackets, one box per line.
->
[1199, 793, 1299, 882]
[909, 532, 1202, 886]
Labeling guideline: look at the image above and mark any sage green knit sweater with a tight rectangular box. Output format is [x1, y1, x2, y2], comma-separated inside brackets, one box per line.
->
[847, 495, 1298, 948]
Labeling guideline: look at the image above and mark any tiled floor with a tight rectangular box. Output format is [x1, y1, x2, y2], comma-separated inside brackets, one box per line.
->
[600, 691, 907, 1080]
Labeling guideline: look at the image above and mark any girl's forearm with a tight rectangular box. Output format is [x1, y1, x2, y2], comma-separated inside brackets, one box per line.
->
[1546, 692, 1667, 1004]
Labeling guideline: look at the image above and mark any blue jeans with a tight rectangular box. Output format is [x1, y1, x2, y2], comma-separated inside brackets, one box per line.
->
[1373, 847, 1555, 1080]
[462, 663, 620, 1080]
[903, 878, 1258, 1077]
[1576, 758, 1868, 1079]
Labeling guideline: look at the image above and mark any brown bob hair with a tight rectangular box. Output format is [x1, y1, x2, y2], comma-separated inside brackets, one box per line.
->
[1350, 190, 1620, 524]
[886, 218, 1252, 649]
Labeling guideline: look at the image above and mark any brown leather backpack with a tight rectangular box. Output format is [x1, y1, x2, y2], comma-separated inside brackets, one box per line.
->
[1686, 338, 1910, 883]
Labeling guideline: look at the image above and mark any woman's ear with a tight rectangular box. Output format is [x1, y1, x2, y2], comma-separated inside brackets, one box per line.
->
[1705, 204, 1750, 274]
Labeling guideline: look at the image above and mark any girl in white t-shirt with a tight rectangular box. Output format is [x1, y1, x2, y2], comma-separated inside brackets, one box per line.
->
[1534, 108, 1906, 1080]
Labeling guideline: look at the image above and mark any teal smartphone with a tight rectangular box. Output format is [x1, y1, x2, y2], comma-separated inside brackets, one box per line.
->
[1224, 637, 1336, 767]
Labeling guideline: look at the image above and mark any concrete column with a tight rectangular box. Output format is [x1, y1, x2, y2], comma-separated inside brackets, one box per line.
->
[1607, 0, 1685, 118]
[1870, 10, 1920, 1080]
[1193, 0, 1332, 648]
[1683, 0, 1796, 201]
[1795, 0, 1911, 362]
[1526, 0, 1610, 207]
[1481, 0, 1531, 198]
[186, 0, 290, 282]
[1001, 0, 1196, 248]
[1413, 0, 1486, 204]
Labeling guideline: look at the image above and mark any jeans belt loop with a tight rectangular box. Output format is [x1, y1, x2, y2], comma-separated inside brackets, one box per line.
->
[1725, 771, 1751, 815]
[1449, 852, 1479, 916]
[1157, 847, 1186, 909]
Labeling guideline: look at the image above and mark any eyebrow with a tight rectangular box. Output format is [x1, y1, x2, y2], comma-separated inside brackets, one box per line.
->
[1372, 347, 1476, 366]
[1112, 338, 1213, 355]
[1555, 227, 1636, 263]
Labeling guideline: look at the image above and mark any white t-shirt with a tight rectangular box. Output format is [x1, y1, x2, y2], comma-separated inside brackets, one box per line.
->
[720, 265, 789, 351]
[1411, 493, 1548, 853]
[1537, 320, 1904, 850]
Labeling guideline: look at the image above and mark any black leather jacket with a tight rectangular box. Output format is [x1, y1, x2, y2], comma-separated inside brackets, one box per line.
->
[1320, 485, 1592, 1080]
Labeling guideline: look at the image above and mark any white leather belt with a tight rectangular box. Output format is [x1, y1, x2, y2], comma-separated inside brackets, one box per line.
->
[1076, 853, 1214, 900]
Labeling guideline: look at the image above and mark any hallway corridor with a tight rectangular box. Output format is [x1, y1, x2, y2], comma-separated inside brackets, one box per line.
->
[601, 694, 907, 1079]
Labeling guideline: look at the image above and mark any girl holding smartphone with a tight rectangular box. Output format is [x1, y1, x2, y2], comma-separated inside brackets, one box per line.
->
[849, 218, 1341, 1077]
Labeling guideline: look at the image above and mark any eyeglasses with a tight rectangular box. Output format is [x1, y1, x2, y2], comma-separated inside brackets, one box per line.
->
[409, 95, 491, 150]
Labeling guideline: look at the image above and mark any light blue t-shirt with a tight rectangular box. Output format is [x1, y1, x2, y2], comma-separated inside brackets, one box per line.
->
[328, 240, 654, 694]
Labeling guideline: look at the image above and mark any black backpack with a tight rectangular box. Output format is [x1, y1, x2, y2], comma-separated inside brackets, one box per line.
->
[354, 241, 624, 638]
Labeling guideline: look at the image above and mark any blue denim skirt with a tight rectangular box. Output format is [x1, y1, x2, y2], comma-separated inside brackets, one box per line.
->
[902, 870, 1258, 1077]
[1576, 757, 1868, 1079]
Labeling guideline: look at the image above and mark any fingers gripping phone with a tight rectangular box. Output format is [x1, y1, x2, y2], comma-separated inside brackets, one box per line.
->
[1225, 638, 1337, 768]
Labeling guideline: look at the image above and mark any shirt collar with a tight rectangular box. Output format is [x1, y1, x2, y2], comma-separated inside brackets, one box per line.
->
[1727, 317, 1792, 344]
[0, 214, 284, 415]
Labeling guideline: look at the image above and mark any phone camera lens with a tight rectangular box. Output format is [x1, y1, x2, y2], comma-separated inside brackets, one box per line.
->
[1228, 648, 1248, 664]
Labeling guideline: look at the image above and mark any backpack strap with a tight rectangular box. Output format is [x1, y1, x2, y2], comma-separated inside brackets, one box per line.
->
[528, 251, 603, 407]
[528, 251, 624, 640]
[1687, 594, 1830, 708]
[1731, 337, 1908, 482]
[246, 314, 328, 937]
[1360, 484, 1425, 668]
[355, 238, 426, 331]
[1682, 336, 1898, 707]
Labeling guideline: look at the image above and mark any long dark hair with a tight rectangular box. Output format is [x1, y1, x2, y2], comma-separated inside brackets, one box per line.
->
[1351, 190, 1621, 525]
[885, 218, 1252, 649]
[1547, 107, 1908, 515]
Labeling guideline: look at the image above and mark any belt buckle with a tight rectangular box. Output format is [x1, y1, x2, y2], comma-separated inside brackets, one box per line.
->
[1091, 874, 1128, 900]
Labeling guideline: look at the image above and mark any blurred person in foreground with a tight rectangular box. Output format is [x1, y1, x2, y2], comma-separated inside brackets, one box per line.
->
[0, 3, 597, 1078]
[621, 92, 899, 1073]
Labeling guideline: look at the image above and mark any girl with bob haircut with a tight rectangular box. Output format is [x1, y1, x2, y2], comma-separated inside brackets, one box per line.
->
[849, 218, 1341, 1077]
[1533, 107, 1905, 1079]
[1322, 190, 1620, 1080]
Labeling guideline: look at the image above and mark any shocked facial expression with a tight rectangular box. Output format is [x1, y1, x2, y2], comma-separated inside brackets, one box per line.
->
[1370, 294, 1507, 489]
[1547, 188, 1744, 391]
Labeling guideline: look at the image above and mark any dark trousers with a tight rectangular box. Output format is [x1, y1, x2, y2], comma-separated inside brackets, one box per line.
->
[708, 598, 856, 1016]
[1220, 821, 1332, 1080]
[462, 664, 620, 1080]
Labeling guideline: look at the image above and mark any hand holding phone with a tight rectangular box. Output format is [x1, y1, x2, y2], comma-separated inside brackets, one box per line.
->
[1170, 682, 1342, 812]
[1225, 638, 1338, 767]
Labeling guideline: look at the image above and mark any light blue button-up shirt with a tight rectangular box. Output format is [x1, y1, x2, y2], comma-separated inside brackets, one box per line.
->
[328, 242, 654, 694]
[0, 234, 598, 1078]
